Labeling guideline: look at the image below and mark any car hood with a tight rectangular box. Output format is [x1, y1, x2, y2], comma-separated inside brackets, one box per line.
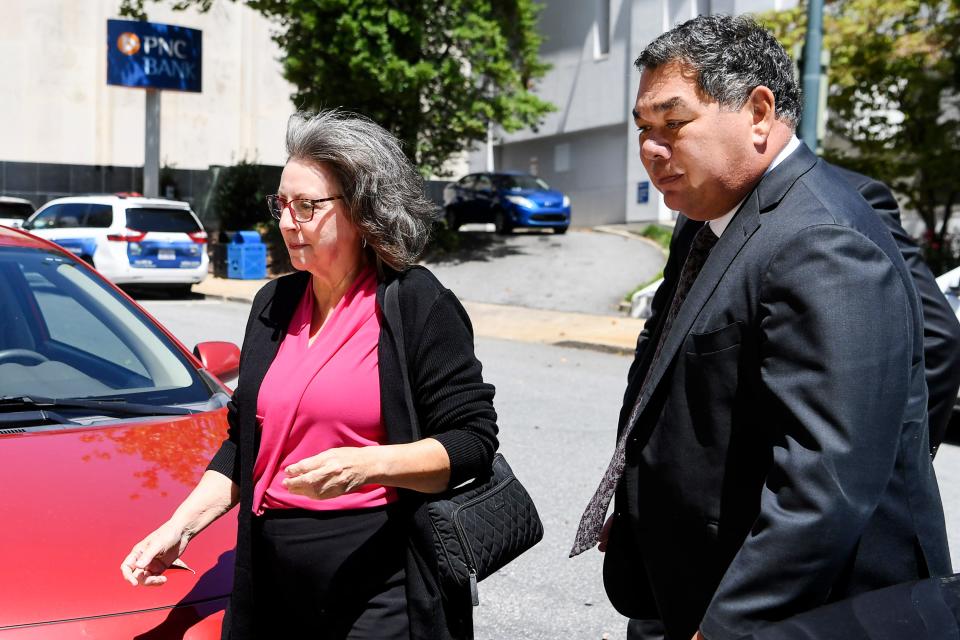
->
[503, 189, 566, 206]
[0, 411, 236, 628]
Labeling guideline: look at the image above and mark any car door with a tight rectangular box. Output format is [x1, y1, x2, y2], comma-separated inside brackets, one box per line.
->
[472, 174, 495, 223]
[449, 175, 476, 223]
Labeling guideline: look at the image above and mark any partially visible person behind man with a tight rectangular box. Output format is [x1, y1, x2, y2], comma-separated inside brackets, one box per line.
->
[831, 165, 960, 457]
[570, 14, 952, 640]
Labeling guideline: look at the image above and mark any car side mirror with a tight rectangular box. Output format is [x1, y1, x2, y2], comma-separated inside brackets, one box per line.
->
[193, 341, 241, 381]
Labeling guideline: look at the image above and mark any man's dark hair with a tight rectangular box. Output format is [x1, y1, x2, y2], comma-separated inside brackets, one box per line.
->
[635, 14, 802, 126]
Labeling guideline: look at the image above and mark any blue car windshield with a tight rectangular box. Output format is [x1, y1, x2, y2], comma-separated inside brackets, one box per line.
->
[0, 246, 211, 408]
[495, 175, 551, 191]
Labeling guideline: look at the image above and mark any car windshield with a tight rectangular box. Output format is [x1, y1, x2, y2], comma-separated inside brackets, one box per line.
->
[0, 202, 34, 221]
[126, 207, 201, 233]
[0, 246, 212, 412]
[494, 175, 551, 191]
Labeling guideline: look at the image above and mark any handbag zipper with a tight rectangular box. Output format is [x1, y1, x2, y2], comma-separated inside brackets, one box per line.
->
[450, 473, 514, 607]
[450, 509, 481, 606]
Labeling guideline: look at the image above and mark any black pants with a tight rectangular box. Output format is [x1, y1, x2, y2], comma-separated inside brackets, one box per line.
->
[251, 506, 409, 639]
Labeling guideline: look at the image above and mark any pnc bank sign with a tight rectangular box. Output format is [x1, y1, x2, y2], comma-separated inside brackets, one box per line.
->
[107, 19, 202, 92]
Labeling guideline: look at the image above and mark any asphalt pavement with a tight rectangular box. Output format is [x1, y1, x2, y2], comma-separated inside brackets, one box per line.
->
[149, 224, 959, 637]
[191, 227, 661, 355]
[423, 226, 665, 316]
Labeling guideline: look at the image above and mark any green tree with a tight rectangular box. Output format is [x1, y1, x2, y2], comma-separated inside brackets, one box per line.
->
[120, 0, 555, 177]
[760, 0, 960, 273]
[210, 158, 272, 231]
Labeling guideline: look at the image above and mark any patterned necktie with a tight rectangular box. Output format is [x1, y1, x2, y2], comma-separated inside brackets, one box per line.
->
[570, 224, 719, 557]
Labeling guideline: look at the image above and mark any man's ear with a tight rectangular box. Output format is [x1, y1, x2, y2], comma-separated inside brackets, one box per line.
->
[748, 85, 777, 146]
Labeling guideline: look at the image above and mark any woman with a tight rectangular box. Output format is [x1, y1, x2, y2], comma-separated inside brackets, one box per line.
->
[120, 111, 499, 640]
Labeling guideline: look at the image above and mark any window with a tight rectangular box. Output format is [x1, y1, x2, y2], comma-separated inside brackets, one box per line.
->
[126, 207, 201, 233]
[494, 175, 551, 191]
[25, 205, 63, 229]
[25, 203, 113, 229]
[0, 201, 34, 220]
[595, 0, 611, 58]
[475, 175, 493, 192]
[85, 205, 113, 228]
[0, 246, 206, 403]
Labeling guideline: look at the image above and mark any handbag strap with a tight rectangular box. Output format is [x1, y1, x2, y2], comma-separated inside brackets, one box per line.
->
[384, 278, 423, 442]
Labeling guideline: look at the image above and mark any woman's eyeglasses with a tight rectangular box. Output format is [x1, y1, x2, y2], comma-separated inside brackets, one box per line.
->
[266, 194, 344, 223]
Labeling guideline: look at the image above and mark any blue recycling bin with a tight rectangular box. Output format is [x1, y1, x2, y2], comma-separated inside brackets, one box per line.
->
[226, 230, 267, 279]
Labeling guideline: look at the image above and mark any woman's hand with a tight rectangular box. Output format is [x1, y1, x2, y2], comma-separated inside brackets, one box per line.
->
[283, 446, 380, 500]
[120, 520, 192, 587]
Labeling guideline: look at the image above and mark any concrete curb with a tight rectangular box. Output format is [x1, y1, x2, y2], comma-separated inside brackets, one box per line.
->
[191, 278, 644, 356]
[592, 225, 670, 258]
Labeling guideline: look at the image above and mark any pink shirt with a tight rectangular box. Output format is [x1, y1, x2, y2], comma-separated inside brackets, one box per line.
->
[252, 266, 397, 514]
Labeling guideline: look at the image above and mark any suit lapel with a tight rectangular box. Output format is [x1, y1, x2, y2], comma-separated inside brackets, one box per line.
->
[625, 195, 760, 439]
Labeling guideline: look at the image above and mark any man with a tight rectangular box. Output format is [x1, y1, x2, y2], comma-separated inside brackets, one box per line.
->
[570, 15, 952, 640]
[624, 166, 960, 640]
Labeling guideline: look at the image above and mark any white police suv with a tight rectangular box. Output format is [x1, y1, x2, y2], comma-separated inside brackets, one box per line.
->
[23, 195, 208, 293]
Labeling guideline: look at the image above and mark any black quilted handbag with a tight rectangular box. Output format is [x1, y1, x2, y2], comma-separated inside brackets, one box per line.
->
[384, 279, 544, 606]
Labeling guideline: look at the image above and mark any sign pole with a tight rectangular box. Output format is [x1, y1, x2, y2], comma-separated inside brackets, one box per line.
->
[144, 89, 161, 197]
[800, 0, 824, 152]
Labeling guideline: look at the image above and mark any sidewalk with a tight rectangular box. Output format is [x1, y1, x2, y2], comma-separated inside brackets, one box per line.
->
[193, 276, 644, 355]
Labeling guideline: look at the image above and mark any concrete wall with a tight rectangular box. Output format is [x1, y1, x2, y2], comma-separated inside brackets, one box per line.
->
[500, 0, 633, 143]
[0, 0, 295, 170]
[476, 0, 801, 226]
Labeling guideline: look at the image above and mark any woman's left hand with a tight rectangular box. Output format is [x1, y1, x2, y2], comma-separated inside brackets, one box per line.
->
[282, 447, 381, 500]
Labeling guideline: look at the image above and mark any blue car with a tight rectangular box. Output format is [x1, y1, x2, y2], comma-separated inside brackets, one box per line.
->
[442, 172, 571, 234]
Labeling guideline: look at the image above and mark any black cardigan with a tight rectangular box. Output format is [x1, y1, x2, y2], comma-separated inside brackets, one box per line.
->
[207, 266, 499, 640]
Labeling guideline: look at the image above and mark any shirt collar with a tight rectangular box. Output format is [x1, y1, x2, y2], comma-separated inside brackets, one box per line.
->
[765, 134, 801, 176]
[708, 134, 801, 238]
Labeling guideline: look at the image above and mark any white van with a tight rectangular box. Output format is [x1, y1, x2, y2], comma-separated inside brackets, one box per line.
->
[24, 195, 208, 294]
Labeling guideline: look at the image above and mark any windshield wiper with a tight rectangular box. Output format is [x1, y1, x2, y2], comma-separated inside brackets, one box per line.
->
[0, 395, 195, 417]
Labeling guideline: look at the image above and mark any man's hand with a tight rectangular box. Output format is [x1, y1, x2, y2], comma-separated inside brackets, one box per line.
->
[691, 631, 705, 640]
[282, 447, 381, 500]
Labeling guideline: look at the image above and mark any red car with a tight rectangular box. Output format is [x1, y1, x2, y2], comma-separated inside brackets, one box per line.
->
[0, 225, 239, 637]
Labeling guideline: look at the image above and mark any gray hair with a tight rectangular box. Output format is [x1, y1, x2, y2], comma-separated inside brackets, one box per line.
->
[635, 14, 801, 126]
[285, 110, 438, 271]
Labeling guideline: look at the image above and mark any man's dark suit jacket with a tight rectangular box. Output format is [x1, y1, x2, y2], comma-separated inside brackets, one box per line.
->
[604, 143, 952, 640]
[831, 165, 960, 456]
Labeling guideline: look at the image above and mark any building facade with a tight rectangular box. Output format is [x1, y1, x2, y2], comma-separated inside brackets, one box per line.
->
[469, 0, 798, 227]
[0, 1, 295, 214]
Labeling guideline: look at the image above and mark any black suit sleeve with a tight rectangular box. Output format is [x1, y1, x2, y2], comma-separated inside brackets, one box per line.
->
[410, 289, 499, 488]
[851, 175, 960, 454]
[700, 224, 917, 639]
